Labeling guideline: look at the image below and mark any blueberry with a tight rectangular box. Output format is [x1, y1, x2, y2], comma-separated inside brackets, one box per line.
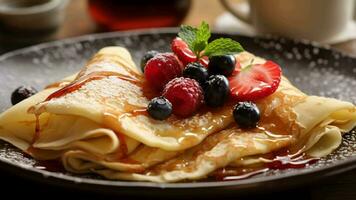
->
[11, 86, 38, 105]
[208, 55, 236, 76]
[140, 50, 159, 72]
[204, 75, 230, 107]
[183, 62, 209, 85]
[147, 96, 172, 120]
[233, 102, 260, 128]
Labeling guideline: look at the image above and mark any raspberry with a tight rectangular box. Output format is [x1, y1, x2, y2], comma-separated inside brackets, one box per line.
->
[163, 77, 204, 117]
[144, 53, 183, 90]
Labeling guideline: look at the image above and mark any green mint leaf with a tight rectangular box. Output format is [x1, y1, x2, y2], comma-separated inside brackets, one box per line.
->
[196, 21, 211, 44]
[192, 21, 210, 56]
[178, 22, 244, 59]
[203, 38, 244, 57]
[193, 40, 208, 55]
[178, 25, 197, 50]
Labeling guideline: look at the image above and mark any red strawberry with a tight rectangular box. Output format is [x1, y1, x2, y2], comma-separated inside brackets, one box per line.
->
[144, 53, 184, 90]
[163, 77, 204, 117]
[229, 60, 282, 101]
[232, 59, 242, 75]
[171, 37, 209, 67]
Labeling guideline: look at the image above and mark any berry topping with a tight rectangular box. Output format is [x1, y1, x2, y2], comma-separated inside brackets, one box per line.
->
[163, 77, 204, 117]
[144, 53, 184, 91]
[11, 86, 38, 105]
[140, 50, 159, 72]
[171, 37, 209, 67]
[183, 62, 209, 85]
[208, 55, 236, 76]
[229, 61, 282, 101]
[204, 75, 230, 107]
[147, 96, 172, 120]
[233, 102, 260, 128]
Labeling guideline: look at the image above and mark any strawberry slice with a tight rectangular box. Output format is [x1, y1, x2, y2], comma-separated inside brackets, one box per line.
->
[232, 59, 242, 75]
[229, 60, 282, 101]
[171, 37, 209, 67]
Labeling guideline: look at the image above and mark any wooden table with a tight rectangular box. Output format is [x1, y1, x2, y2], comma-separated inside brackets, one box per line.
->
[1, 1, 356, 199]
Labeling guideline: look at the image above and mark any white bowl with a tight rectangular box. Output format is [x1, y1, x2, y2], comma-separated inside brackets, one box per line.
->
[0, 0, 68, 31]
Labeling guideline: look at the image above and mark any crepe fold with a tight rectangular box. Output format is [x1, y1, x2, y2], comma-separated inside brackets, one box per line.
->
[0, 47, 355, 182]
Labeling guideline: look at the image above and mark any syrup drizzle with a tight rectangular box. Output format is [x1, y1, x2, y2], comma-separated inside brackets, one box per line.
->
[26, 114, 41, 154]
[44, 81, 70, 89]
[216, 149, 319, 181]
[217, 168, 269, 181]
[31, 114, 41, 145]
[130, 108, 148, 117]
[264, 149, 319, 170]
[46, 71, 142, 101]
[30, 65, 144, 147]
[115, 131, 128, 158]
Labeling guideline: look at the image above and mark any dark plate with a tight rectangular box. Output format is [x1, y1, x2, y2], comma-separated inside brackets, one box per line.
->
[0, 28, 356, 197]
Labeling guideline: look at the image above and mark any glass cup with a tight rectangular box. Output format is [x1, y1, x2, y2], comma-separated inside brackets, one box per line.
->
[88, 0, 191, 30]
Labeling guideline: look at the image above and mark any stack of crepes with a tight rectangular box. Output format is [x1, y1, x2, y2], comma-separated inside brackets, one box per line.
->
[0, 47, 355, 182]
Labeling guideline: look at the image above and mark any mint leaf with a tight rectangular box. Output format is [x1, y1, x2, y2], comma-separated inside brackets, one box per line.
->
[178, 25, 197, 50]
[177, 22, 244, 59]
[203, 38, 244, 57]
[192, 21, 211, 55]
[196, 21, 211, 44]
[192, 41, 208, 55]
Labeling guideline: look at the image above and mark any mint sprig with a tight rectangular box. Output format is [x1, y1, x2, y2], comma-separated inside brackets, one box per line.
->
[178, 22, 244, 59]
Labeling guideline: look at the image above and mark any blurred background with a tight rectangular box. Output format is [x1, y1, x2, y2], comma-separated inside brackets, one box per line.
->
[0, 0, 355, 55]
[0, 0, 224, 53]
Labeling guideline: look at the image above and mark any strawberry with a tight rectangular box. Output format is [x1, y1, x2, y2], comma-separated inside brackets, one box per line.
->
[229, 61, 282, 101]
[171, 37, 209, 67]
[232, 59, 242, 75]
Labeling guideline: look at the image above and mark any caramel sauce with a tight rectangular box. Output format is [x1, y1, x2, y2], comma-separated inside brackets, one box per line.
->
[141, 80, 159, 100]
[44, 81, 70, 89]
[30, 60, 146, 148]
[262, 148, 319, 169]
[212, 149, 318, 181]
[116, 131, 128, 158]
[130, 109, 148, 116]
[30, 114, 40, 146]
[214, 167, 269, 181]
[45, 71, 142, 101]
[256, 88, 306, 136]
[100, 112, 129, 160]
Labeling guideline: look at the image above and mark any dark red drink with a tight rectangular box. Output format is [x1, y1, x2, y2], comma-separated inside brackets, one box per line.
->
[88, 0, 191, 30]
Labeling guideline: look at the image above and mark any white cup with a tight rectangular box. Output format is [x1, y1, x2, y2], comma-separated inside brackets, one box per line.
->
[0, 0, 68, 32]
[221, 0, 356, 42]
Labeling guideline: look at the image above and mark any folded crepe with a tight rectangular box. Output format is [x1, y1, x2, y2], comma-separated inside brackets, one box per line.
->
[0, 47, 355, 182]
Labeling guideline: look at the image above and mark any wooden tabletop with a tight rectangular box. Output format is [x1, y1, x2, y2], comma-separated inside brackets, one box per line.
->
[0, 0, 356, 199]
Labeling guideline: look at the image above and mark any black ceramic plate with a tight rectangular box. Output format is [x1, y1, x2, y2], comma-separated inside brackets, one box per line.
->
[0, 29, 355, 197]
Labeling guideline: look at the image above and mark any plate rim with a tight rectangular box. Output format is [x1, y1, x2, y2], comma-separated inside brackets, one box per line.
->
[0, 28, 355, 190]
[1, 27, 356, 60]
[0, 146, 356, 189]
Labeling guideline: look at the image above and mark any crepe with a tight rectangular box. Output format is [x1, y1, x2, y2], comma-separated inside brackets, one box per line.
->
[0, 47, 355, 182]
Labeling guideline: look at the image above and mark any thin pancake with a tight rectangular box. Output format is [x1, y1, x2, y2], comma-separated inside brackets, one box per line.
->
[30, 47, 234, 151]
[0, 48, 355, 183]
